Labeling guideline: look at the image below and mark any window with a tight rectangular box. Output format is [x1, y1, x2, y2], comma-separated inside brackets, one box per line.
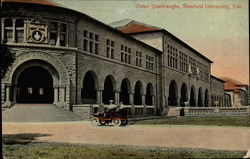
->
[146, 55, 154, 70]
[39, 88, 44, 95]
[121, 45, 131, 64]
[3, 18, 24, 43]
[83, 30, 99, 54]
[167, 44, 178, 69]
[106, 39, 115, 59]
[49, 22, 68, 46]
[136, 51, 142, 67]
[28, 88, 33, 94]
[189, 57, 197, 76]
[179, 51, 188, 73]
[49, 22, 57, 45]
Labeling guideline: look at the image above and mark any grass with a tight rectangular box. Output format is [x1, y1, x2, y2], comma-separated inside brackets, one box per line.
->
[135, 116, 250, 127]
[3, 143, 247, 159]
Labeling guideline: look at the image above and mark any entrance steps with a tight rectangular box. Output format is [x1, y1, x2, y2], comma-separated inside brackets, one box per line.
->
[2, 104, 82, 122]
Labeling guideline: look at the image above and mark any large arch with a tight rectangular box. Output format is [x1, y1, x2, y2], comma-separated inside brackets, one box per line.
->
[16, 66, 54, 103]
[134, 80, 143, 105]
[168, 80, 178, 106]
[204, 89, 209, 107]
[198, 87, 203, 107]
[120, 78, 131, 105]
[180, 83, 188, 107]
[145, 83, 153, 106]
[81, 71, 98, 104]
[102, 75, 116, 104]
[190, 86, 196, 107]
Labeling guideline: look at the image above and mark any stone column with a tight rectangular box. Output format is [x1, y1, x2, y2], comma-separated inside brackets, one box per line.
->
[1, 18, 5, 42]
[60, 87, 66, 102]
[13, 85, 17, 103]
[152, 95, 155, 106]
[12, 18, 16, 43]
[115, 91, 120, 105]
[56, 23, 61, 46]
[141, 94, 145, 106]
[53, 87, 59, 104]
[3, 85, 12, 108]
[97, 90, 103, 105]
[66, 24, 69, 47]
[23, 20, 27, 43]
[129, 93, 134, 105]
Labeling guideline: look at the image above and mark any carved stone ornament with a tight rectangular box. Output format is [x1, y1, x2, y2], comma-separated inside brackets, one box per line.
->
[27, 21, 48, 44]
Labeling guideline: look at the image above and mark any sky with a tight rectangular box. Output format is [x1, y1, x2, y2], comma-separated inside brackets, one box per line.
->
[55, 0, 249, 84]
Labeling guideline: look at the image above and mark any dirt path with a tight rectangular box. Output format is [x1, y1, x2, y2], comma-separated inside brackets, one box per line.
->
[3, 122, 250, 151]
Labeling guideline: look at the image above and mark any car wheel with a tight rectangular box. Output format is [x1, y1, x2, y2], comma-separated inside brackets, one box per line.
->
[91, 117, 99, 126]
[112, 118, 121, 127]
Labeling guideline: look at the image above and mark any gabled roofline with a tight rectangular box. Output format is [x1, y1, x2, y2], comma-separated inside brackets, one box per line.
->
[128, 30, 213, 63]
[2, 1, 162, 55]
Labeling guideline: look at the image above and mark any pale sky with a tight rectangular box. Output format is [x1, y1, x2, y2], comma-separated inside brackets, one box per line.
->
[55, 0, 249, 84]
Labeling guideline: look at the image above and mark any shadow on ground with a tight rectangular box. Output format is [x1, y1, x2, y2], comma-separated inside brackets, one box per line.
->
[2, 133, 53, 145]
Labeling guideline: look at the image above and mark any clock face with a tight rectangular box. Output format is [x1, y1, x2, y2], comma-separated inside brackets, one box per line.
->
[31, 30, 43, 42]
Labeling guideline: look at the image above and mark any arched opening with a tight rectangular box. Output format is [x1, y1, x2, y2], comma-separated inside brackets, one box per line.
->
[81, 71, 97, 104]
[134, 81, 142, 105]
[16, 66, 53, 103]
[204, 89, 209, 107]
[120, 79, 130, 105]
[145, 83, 153, 105]
[102, 75, 115, 104]
[180, 83, 188, 107]
[168, 80, 178, 106]
[198, 87, 203, 107]
[190, 86, 196, 106]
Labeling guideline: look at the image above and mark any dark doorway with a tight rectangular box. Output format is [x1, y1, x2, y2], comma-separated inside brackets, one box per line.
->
[16, 66, 53, 103]
[102, 76, 115, 104]
[198, 87, 203, 107]
[190, 86, 196, 106]
[145, 83, 153, 105]
[168, 80, 178, 106]
[134, 81, 142, 105]
[180, 83, 188, 107]
[81, 71, 97, 104]
[120, 79, 130, 105]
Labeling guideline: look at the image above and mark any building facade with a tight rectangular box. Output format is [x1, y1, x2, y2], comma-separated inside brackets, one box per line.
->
[110, 19, 212, 108]
[210, 75, 225, 106]
[1, 0, 214, 119]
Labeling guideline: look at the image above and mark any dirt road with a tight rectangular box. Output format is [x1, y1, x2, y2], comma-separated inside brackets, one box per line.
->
[3, 121, 250, 151]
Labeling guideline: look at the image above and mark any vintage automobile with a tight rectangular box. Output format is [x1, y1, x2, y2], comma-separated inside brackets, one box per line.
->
[91, 105, 129, 127]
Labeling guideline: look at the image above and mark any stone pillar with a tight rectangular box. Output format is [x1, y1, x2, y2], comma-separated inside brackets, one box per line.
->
[13, 85, 17, 103]
[53, 87, 59, 104]
[1, 18, 5, 42]
[56, 23, 61, 46]
[3, 85, 12, 108]
[60, 87, 66, 102]
[12, 18, 16, 43]
[151, 95, 154, 106]
[115, 91, 120, 105]
[97, 90, 103, 105]
[129, 93, 134, 105]
[66, 24, 69, 47]
[141, 94, 145, 105]
[23, 20, 27, 43]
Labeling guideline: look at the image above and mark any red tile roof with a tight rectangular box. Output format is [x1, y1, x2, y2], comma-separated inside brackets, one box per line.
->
[221, 77, 247, 91]
[117, 22, 162, 34]
[2, 0, 59, 7]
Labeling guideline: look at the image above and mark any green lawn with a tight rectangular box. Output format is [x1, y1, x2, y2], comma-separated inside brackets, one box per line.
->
[3, 143, 247, 159]
[135, 116, 250, 127]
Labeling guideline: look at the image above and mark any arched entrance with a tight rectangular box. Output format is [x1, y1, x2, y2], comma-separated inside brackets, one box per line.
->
[204, 89, 209, 107]
[190, 86, 196, 106]
[134, 81, 143, 105]
[168, 80, 178, 106]
[81, 71, 97, 104]
[145, 83, 153, 105]
[198, 87, 203, 107]
[120, 78, 130, 105]
[102, 75, 115, 104]
[180, 83, 188, 107]
[16, 66, 53, 103]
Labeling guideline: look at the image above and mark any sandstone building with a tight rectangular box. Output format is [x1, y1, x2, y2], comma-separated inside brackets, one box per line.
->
[1, 0, 235, 119]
